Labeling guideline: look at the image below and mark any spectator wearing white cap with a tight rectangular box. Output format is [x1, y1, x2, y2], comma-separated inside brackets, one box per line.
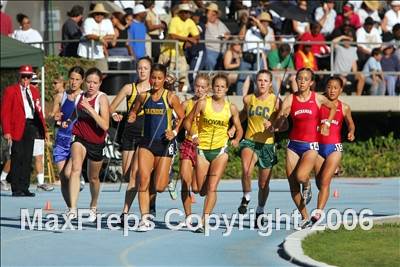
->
[77, 3, 114, 72]
[382, 0, 400, 33]
[128, 4, 148, 60]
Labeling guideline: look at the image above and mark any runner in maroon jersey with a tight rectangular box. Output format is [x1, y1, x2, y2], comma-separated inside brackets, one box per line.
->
[273, 68, 337, 228]
[65, 68, 110, 221]
[311, 76, 355, 224]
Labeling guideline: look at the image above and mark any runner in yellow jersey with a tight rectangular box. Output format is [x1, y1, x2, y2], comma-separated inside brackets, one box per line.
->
[184, 73, 243, 233]
[237, 70, 287, 228]
[109, 57, 152, 224]
[179, 74, 210, 226]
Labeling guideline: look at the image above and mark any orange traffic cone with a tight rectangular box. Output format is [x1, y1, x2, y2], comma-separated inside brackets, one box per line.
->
[44, 200, 53, 211]
[333, 189, 339, 199]
[191, 192, 196, 204]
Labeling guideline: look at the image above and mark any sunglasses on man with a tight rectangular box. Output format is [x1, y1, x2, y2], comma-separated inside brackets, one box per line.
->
[20, 74, 33, 79]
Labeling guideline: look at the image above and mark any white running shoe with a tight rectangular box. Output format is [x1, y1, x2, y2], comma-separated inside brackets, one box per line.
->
[87, 207, 97, 222]
[66, 208, 77, 220]
[299, 219, 311, 229]
[136, 220, 151, 232]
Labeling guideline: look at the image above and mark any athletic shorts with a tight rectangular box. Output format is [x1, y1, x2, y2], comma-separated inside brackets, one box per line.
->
[32, 139, 44, 156]
[198, 146, 228, 162]
[121, 118, 143, 151]
[239, 139, 277, 169]
[318, 143, 343, 159]
[287, 140, 319, 157]
[72, 136, 105, 162]
[179, 139, 197, 166]
[138, 138, 176, 157]
[53, 133, 73, 163]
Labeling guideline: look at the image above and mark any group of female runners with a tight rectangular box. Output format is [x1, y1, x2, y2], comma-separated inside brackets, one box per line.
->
[51, 61, 354, 231]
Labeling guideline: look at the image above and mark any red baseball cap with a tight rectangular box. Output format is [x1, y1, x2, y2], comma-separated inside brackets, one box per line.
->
[343, 3, 353, 13]
[19, 65, 34, 74]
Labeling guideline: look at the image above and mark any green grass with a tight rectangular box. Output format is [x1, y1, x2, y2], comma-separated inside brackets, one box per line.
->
[302, 224, 400, 267]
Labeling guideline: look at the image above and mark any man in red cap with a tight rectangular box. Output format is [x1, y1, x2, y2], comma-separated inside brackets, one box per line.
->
[1, 65, 46, 196]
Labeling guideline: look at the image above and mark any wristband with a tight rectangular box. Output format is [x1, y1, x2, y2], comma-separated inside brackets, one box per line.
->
[112, 112, 118, 117]
[191, 134, 198, 139]
[172, 130, 178, 137]
[324, 120, 331, 127]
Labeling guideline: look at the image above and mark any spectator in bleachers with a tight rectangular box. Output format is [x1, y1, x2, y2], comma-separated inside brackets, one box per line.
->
[357, 0, 381, 25]
[236, 11, 270, 95]
[294, 42, 318, 71]
[381, 43, 400, 96]
[124, 8, 134, 27]
[61, 5, 83, 57]
[108, 12, 133, 57]
[267, 43, 296, 94]
[144, 0, 166, 63]
[292, 0, 310, 37]
[363, 48, 385, 95]
[205, 2, 230, 70]
[12, 13, 43, 50]
[223, 36, 242, 92]
[383, 22, 400, 42]
[77, 3, 114, 73]
[159, 3, 199, 92]
[129, 4, 148, 60]
[315, 0, 337, 36]
[335, 2, 362, 30]
[356, 17, 383, 68]
[185, 9, 207, 91]
[381, 1, 400, 33]
[0, 1, 13, 36]
[332, 33, 365, 96]
[298, 22, 331, 70]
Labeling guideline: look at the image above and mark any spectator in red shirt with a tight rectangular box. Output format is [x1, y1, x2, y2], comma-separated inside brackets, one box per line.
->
[299, 22, 330, 57]
[294, 43, 318, 71]
[335, 3, 362, 30]
[0, 2, 13, 36]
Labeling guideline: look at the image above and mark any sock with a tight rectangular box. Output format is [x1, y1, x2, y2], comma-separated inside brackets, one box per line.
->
[244, 192, 251, 201]
[37, 173, 44, 185]
[0, 171, 8, 181]
[256, 205, 264, 214]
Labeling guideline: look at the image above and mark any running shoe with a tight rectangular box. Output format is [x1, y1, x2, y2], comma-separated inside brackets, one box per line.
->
[238, 197, 250, 214]
[79, 175, 85, 192]
[310, 213, 321, 225]
[194, 226, 205, 234]
[299, 219, 311, 229]
[37, 183, 54, 191]
[1, 180, 10, 191]
[136, 220, 151, 232]
[66, 208, 77, 220]
[301, 182, 312, 205]
[168, 179, 178, 200]
[87, 207, 97, 223]
[255, 212, 264, 229]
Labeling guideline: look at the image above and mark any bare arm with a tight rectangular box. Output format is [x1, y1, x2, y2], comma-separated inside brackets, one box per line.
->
[343, 103, 355, 141]
[230, 104, 243, 147]
[165, 94, 185, 141]
[109, 83, 131, 121]
[127, 93, 146, 123]
[317, 94, 337, 136]
[381, 15, 388, 33]
[224, 50, 241, 70]
[81, 94, 110, 131]
[184, 99, 205, 135]
[50, 93, 63, 120]
[272, 94, 292, 130]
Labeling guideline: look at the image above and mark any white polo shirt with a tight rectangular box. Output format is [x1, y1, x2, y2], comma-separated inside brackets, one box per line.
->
[77, 17, 114, 59]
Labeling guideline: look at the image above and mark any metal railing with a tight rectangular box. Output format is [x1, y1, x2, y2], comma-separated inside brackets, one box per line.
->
[25, 38, 400, 78]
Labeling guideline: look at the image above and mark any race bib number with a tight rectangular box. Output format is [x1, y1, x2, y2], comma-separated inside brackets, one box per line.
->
[335, 143, 343, 152]
[309, 142, 319, 151]
[167, 143, 175, 156]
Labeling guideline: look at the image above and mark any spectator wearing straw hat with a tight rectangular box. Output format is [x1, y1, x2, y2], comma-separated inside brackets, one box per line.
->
[61, 5, 84, 57]
[77, 3, 114, 73]
[204, 2, 230, 70]
[1, 65, 47, 197]
[357, 0, 381, 25]
[382, 1, 400, 33]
